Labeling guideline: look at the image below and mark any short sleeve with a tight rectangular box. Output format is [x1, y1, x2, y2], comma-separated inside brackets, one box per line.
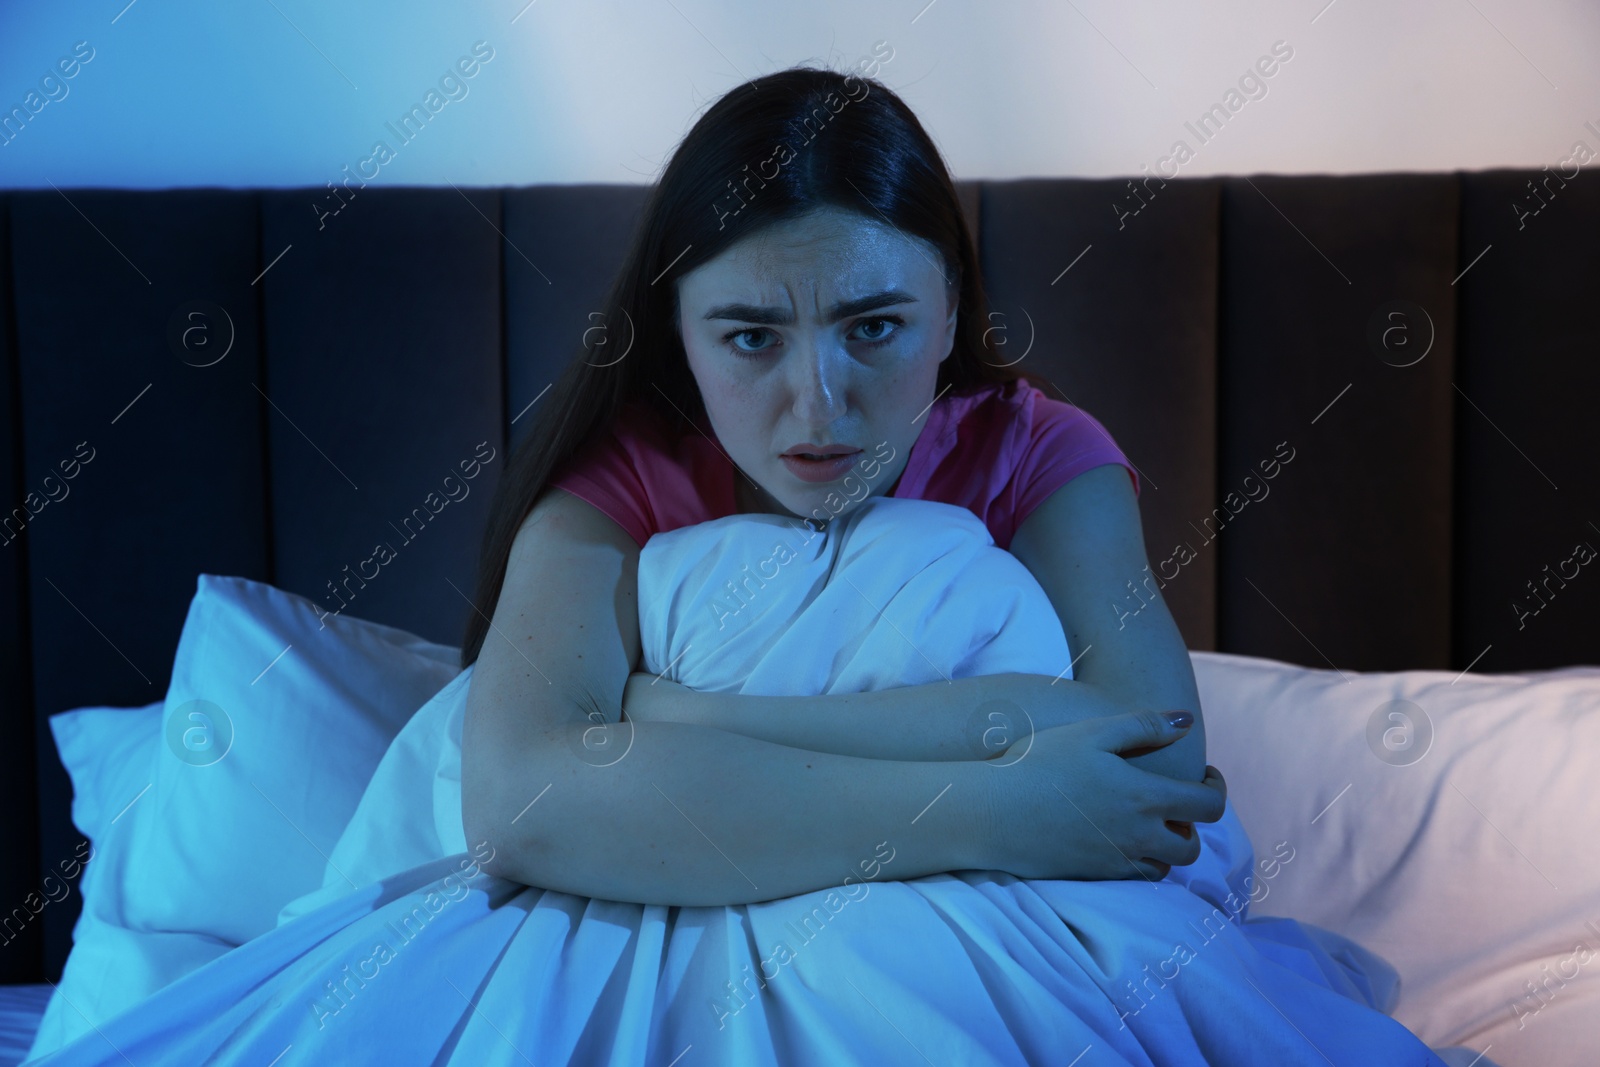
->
[546, 401, 729, 549]
[548, 435, 654, 550]
[1012, 395, 1141, 530]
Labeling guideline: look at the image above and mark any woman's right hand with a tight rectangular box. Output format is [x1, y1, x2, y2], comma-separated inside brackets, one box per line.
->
[980, 710, 1227, 882]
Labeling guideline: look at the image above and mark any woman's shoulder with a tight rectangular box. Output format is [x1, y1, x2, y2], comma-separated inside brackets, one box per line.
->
[554, 398, 682, 477]
[936, 376, 1095, 449]
[945, 377, 1127, 456]
[910, 375, 1138, 548]
[549, 398, 725, 548]
[940, 375, 1063, 420]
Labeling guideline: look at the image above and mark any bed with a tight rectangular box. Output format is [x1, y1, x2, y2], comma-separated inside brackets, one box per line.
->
[2, 172, 1596, 1064]
[0, 987, 49, 1067]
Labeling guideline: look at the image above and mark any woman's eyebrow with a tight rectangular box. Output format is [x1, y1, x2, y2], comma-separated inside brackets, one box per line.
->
[702, 288, 918, 325]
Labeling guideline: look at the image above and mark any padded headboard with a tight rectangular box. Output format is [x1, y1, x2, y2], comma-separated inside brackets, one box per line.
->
[2, 172, 1596, 981]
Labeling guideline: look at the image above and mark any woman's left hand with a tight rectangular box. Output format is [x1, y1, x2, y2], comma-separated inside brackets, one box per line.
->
[981, 673, 1208, 784]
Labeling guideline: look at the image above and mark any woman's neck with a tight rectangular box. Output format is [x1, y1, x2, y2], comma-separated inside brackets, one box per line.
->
[732, 471, 774, 517]
[733, 466, 905, 519]
[733, 472, 823, 529]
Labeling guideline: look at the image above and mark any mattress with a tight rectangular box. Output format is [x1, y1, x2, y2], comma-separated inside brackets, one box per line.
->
[0, 985, 49, 1067]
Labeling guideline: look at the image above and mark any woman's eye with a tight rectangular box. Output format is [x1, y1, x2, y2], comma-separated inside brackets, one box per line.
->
[722, 327, 775, 356]
[851, 315, 905, 345]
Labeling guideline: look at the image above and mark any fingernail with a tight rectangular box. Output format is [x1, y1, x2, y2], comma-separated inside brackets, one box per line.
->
[1165, 710, 1194, 729]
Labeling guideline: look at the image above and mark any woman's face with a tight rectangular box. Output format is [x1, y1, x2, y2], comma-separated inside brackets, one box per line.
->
[676, 205, 958, 525]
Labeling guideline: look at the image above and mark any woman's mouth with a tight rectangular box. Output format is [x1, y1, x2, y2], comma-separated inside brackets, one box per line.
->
[780, 451, 862, 483]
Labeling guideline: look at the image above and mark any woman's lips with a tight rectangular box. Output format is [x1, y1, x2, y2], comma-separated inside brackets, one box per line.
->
[780, 451, 862, 483]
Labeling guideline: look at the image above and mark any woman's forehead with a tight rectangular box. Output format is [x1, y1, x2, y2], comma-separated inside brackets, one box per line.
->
[682, 215, 946, 303]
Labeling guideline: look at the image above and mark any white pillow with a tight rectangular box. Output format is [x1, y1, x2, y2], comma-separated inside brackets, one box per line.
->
[1193, 650, 1600, 1067]
[28, 704, 231, 1061]
[116, 574, 461, 944]
[27, 576, 464, 1061]
[50, 703, 157, 854]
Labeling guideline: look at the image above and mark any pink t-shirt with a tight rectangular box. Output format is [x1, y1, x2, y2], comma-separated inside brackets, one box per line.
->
[549, 378, 1140, 552]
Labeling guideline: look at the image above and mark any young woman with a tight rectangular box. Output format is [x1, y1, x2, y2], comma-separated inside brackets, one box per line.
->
[458, 65, 1226, 904]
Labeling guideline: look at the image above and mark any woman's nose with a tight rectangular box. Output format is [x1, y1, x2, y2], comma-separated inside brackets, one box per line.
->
[789, 341, 849, 422]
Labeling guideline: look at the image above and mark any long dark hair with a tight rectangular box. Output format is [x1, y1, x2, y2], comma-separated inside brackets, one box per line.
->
[459, 63, 1049, 667]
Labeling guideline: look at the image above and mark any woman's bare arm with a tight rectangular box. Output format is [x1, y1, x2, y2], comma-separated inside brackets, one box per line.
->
[461, 488, 1002, 906]
[620, 670, 1131, 764]
[1008, 464, 1207, 784]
